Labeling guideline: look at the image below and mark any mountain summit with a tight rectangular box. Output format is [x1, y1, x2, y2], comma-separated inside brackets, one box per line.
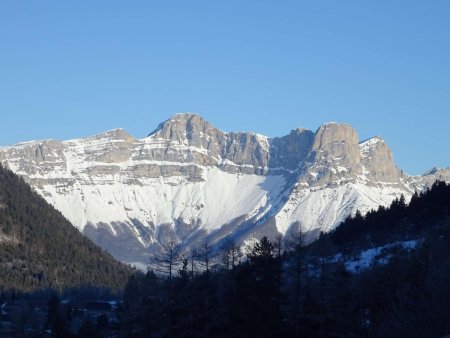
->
[0, 113, 449, 266]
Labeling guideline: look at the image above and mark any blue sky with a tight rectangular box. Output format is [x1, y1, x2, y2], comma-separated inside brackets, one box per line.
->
[1, 1, 449, 174]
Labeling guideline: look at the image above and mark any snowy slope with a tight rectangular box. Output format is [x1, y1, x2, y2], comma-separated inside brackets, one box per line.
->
[275, 182, 410, 236]
[37, 167, 285, 240]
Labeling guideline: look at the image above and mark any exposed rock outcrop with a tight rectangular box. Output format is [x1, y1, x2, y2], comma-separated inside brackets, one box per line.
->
[360, 137, 401, 183]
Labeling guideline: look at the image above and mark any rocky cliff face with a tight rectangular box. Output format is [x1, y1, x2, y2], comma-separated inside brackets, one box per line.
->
[0, 113, 447, 266]
[302, 123, 363, 187]
[148, 114, 270, 175]
[360, 137, 401, 183]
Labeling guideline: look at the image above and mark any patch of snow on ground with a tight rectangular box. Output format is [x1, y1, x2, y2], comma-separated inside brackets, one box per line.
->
[345, 240, 419, 273]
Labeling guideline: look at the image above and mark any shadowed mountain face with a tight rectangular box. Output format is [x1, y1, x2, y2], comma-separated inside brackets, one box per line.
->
[0, 113, 449, 266]
[0, 166, 132, 291]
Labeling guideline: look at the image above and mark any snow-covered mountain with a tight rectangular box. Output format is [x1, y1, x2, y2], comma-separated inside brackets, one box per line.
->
[1, 113, 449, 266]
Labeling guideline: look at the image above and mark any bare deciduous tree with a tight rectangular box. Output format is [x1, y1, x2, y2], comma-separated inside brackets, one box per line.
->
[149, 242, 181, 283]
[221, 239, 241, 270]
[197, 241, 214, 273]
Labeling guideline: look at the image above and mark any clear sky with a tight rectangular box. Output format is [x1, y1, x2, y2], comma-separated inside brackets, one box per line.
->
[1, 1, 449, 174]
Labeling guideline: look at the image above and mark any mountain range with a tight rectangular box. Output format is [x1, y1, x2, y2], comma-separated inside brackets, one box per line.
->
[1, 113, 449, 266]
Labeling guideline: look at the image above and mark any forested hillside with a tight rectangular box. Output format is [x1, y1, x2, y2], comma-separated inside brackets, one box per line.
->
[0, 165, 132, 291]
[120, 181, 450, 338]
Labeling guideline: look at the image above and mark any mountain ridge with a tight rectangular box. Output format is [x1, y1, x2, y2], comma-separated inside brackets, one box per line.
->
[0, 113, 449, 266]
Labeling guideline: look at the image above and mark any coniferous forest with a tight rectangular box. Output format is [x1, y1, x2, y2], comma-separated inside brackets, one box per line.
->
[1, 163, 450, 337]
[0, 165, 132, 291]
